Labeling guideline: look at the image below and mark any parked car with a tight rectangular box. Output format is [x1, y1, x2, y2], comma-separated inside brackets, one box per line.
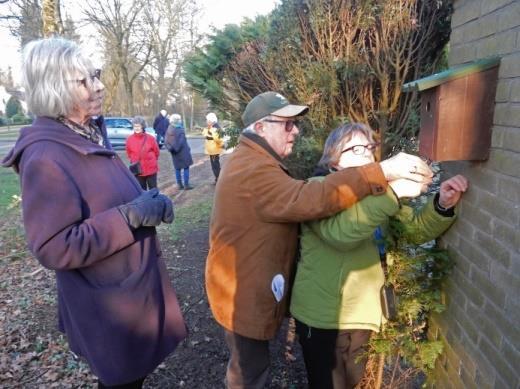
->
[104, 117, 133, 149]
[104, 117, 163, 149]
[146, 127, 164, 149]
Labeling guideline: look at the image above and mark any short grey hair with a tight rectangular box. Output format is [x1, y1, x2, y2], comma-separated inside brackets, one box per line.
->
[132, 116, 147, 129]
[242, 123, 256, 134]
[242, 115, 277, 134]
[206, 112, 218, 124]
[169, 113, 182, 125]
[22, 38, 95, 118]
[318, 122, 377, 169]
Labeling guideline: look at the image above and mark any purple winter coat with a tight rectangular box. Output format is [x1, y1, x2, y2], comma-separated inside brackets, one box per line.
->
[1, 117, 187, 385]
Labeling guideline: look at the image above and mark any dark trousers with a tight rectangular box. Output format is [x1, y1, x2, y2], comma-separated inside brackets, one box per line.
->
[137, 174, 157, 190]
[175, 168, 190, 186]
[98, 376, 145, 389]
[295, 319, 371, 389]
[155, 133, 164, 147]
[210, 154, 221, 181]
[224, 329, 270, 389]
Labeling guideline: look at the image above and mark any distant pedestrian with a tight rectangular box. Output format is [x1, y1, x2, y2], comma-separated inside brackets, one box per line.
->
[165, 113, 194, 190]
[153, 109, 169, 147]
[202, 112, 224, 183]
[126, 116, 160, 190]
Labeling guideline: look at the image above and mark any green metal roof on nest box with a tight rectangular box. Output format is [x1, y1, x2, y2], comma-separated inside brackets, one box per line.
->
[402, 57, 501, 92]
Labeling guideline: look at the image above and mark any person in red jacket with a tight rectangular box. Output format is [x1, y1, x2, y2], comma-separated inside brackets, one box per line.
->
[126, 116, 160, 190]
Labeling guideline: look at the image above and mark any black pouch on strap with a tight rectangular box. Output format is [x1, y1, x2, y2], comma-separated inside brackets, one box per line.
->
[380, 283, 397, 321]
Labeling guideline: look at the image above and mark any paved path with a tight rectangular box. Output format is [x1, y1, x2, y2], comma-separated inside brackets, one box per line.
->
[0, 137, 206, 159]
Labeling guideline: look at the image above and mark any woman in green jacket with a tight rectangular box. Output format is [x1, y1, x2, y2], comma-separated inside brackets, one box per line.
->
[290, 123, 468, 389]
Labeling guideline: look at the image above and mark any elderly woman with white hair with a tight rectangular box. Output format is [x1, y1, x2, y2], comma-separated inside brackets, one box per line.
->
[165, 113, 194, 190]
[203, 112, 224, 183]
[1, 38, 187, 388]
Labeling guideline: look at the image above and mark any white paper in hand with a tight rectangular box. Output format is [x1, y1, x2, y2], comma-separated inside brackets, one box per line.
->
[271, 274, 285, 302]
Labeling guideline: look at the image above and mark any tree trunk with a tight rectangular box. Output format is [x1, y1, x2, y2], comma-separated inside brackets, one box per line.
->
[179, 79, 186, 127]
[42, 0, 63, 37]
[378, 113, 392, 159]
[189, 91, 194, 131]
[121, 67, 134, 116]
[375, 353, 385, 389]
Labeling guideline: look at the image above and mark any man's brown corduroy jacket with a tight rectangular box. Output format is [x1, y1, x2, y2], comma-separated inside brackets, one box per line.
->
[205, 133, 388, 340]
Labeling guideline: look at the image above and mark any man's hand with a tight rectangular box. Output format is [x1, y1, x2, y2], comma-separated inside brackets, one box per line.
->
[389, 178, 429, 199]
[439, 175, 468, 208]
[380, 152, 433, 183]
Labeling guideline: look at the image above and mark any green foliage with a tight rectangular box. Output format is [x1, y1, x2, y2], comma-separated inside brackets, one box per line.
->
[285, 132, 323, 179]
[222, 126, 242, 149]
[10, 113, 31, 125]
[368, 206, 454, 377]
[183, 16, 270, 121]
[184, 0, 453, 158]
[5, 96, 23, 118]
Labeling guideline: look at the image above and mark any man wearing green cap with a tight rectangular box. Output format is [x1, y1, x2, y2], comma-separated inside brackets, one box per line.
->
[205, 91, 433, 388]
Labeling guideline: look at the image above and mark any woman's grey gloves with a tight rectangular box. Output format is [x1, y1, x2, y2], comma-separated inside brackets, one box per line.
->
[118, 188, 174, 230]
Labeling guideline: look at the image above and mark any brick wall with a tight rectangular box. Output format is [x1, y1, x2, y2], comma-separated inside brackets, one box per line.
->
[429, 1, 520, 388]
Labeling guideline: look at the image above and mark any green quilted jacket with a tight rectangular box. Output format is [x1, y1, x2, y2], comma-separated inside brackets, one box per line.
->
[290, 178, 457, 332]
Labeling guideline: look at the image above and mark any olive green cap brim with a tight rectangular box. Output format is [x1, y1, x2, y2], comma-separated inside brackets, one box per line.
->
[242, 91, 309, 127]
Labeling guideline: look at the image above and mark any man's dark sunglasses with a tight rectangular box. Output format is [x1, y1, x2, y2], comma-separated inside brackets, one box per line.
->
[263, 119, 299, 132]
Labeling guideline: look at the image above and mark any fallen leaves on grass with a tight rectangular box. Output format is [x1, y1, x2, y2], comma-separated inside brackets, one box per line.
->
[0, 209, 96, 388]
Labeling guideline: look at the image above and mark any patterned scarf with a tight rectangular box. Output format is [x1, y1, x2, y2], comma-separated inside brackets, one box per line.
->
[57, 116, 104, 146]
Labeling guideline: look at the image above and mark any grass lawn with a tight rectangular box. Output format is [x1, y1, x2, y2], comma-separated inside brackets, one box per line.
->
[168, 199, 213, 240]
[0, 168, 20, 216]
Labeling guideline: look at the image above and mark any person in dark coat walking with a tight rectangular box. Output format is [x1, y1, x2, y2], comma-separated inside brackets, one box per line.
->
[153, 109, 169, 147]
[1, 37, 187, 389]
[165, 113, 194, 190]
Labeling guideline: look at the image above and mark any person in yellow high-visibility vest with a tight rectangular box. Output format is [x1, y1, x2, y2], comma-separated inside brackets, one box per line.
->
[202, 112, 224, 183]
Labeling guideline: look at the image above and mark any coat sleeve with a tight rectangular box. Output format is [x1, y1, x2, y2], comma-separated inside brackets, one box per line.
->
[250, 161, 388, 223]
[212, 128, 223, 146]
[306, 189, 400, 251]
[392, 196, 457, 244]
[125, 138, 132, 161]
[202, 128, 211, 140]
[171, 130, 186, 153]
[151, 135, 160, 158]
[164, 128, 174, 151]
[126, 136, 137, 162]
[20, 156, 135, 271]
[152, 117, 159, 131]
